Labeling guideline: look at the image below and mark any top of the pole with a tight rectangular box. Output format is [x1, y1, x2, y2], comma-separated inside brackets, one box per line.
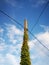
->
[24, 19, 28, 29]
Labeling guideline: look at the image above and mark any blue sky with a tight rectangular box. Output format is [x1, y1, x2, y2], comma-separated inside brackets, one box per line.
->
[0, 0, 49, 65]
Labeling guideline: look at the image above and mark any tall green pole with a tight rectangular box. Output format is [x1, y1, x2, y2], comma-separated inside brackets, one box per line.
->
[20, 19, 31, 65]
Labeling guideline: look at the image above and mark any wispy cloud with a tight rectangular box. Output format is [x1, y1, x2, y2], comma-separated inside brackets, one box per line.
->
[5, 0, 17, 7]
[0, 38, 7, 51]
[0, 28, 4, 33]
[32, 0, 47, 7]
[5, 0, 23, 8]
[40, 25, 49, 32]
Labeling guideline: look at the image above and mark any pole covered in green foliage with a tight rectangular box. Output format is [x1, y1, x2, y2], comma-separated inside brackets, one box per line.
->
[20, 19, 31, 65]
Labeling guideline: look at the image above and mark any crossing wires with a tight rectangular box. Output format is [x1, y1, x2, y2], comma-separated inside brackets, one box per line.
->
[0, 10, 49, 56]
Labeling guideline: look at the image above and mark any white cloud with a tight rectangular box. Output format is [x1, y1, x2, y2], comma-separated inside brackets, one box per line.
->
[6, 24, 23, 35]
[29, 25, 49, 57]
[36, 32, 49, 48]
[6, 53, 20, 65]
[0, 53, 20, 65]
[6, 24, 23, 44]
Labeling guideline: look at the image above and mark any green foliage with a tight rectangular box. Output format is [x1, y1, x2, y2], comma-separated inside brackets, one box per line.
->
[20, 29, 31, 65]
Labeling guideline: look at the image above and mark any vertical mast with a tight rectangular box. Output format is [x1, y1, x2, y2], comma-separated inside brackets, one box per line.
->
[20, 19, 31, 65]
